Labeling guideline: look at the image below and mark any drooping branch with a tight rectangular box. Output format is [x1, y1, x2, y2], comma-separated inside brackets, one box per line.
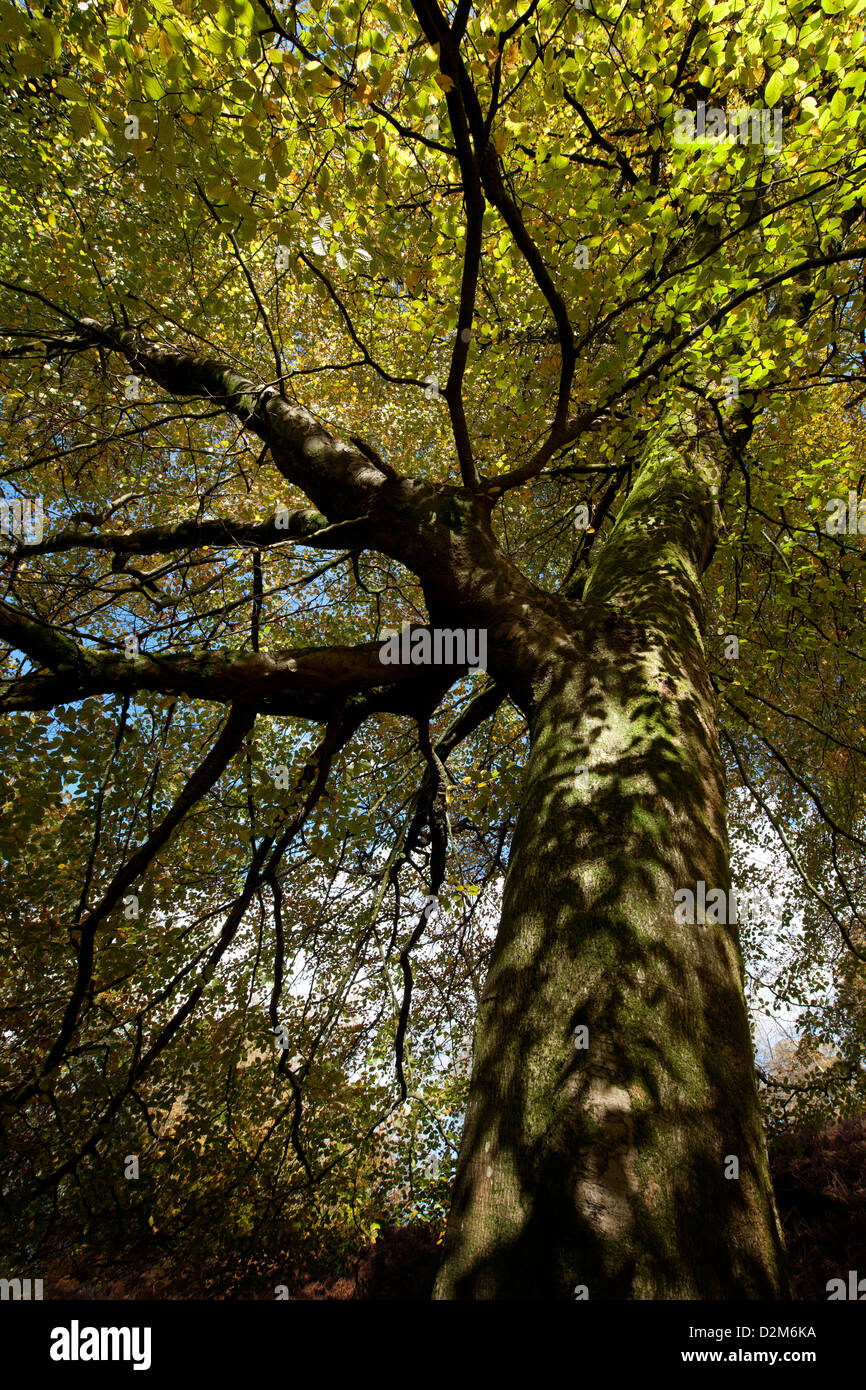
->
[0, 701, 257, 1112]
[6, 706, 355, 1199]
[393, 712, 452, 1099]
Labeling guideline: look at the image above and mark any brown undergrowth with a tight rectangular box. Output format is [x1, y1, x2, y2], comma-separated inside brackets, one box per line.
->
[32, 1116, 866, 1300]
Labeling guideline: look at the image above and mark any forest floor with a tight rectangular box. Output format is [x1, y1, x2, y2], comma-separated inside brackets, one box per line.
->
[34, 1115, 866, 1300]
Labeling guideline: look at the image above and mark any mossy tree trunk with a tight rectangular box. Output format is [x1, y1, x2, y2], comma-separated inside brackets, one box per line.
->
[433, 418, 792, 1299]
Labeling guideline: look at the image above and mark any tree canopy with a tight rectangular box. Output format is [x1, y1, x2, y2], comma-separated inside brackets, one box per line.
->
[1, 0, 865, 1289]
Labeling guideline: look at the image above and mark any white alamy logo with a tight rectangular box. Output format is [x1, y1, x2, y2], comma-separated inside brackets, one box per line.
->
[0, 1277, 43, 1299]
[673, 101, 783, 152]
[673, 882, 779, 927]
[49, 1320, 152, 1372]
[378, 621, 487, 671]
[827, 1271, 866, 1300]
[0, 495, 43, 544]
[824, 493, 866, 534]
[674, 881, 741, 924]
[673, 881, 776, 925]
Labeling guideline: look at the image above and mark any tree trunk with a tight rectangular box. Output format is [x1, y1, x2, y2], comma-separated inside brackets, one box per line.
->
[433, 421, 792, 1299]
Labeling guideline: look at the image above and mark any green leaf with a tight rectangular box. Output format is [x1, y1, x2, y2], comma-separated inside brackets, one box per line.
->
[36, 17, 62, 60]
[831, 89, 848, 117]
[67, 104, 91, 139]
[55, 78, 87, 102]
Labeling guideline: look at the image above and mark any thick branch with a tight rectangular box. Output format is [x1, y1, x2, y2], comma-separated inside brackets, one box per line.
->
[0, 602, 476, 718]
[15, 508, 373, 560]
[65, 318, 395, 521]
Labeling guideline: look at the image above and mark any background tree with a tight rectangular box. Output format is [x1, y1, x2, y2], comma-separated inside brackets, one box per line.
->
[1, 0, 866, 1299]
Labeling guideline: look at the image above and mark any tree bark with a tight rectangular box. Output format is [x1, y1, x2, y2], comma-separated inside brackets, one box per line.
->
[433, 420, 792, 1299]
